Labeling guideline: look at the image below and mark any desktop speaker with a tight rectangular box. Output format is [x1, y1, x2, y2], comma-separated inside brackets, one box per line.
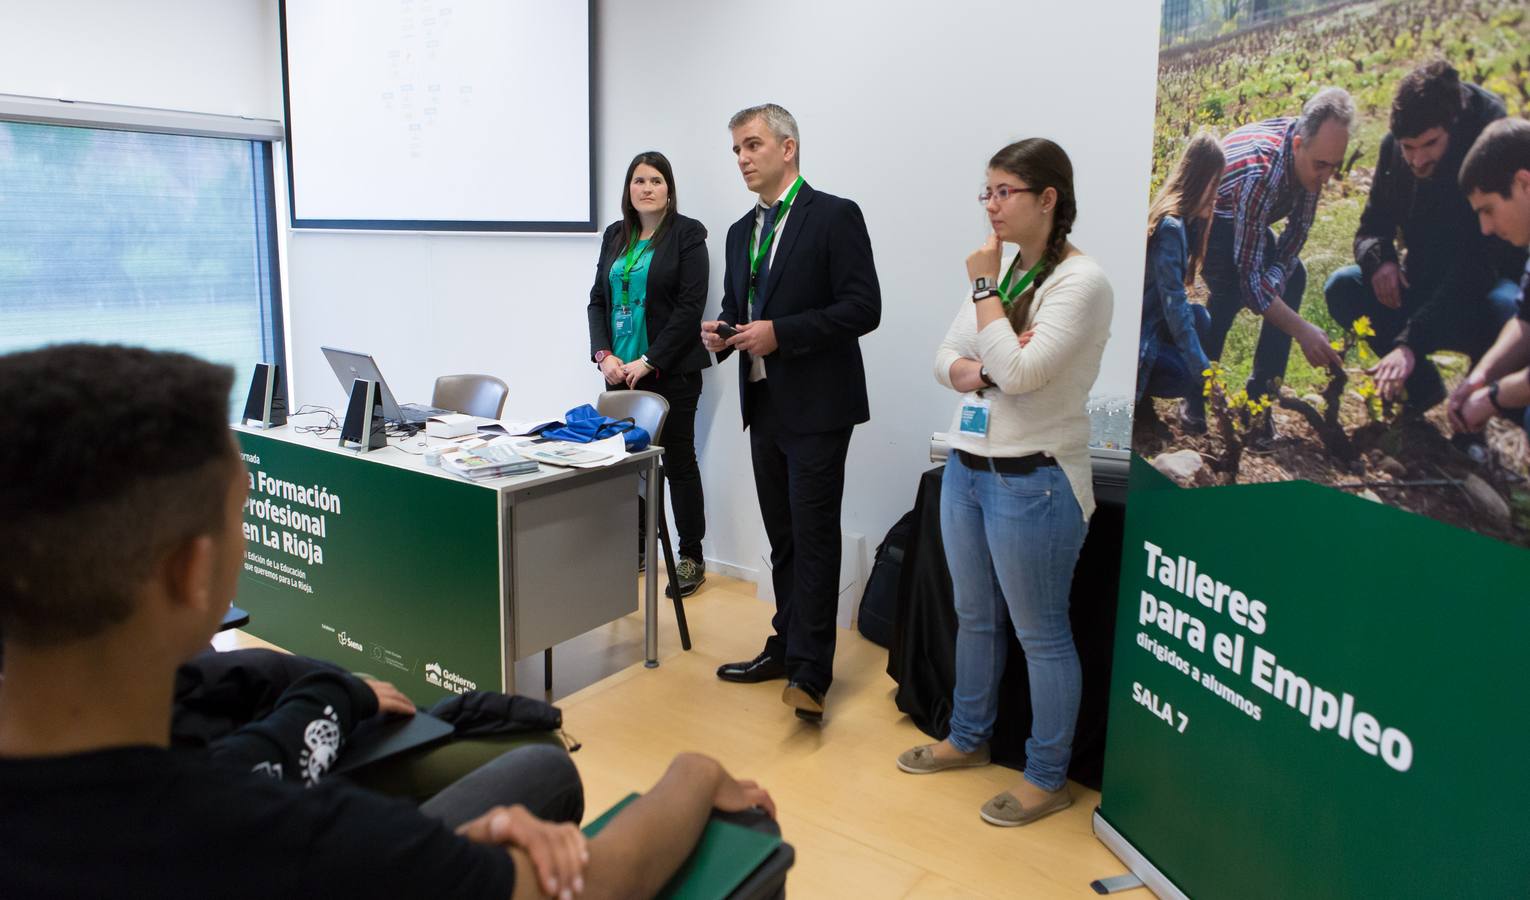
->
[338, 378, 386, 452]
[241, 362, 289, 429]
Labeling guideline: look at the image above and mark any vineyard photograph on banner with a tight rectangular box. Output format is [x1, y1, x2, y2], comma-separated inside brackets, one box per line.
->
[1135, 0, 1530, 546]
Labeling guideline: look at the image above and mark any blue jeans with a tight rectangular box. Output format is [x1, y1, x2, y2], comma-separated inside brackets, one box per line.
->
[941, 458, 1086, 792]
[1141, 304, 1212, 401]
[1324, 265, 1519, 409]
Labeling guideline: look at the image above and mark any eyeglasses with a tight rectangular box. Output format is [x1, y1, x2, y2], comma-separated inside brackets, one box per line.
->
[978, 185, 1040, 204]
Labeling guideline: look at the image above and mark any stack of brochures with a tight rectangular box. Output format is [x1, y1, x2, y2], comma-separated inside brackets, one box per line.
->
[442, 443, 540, 480]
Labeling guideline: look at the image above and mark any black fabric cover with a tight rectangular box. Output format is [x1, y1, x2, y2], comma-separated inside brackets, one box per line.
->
[426, 691, 563, 737]
[172, 648, 348, 747]
[888, 466, 1123, 790]
[857, 509, 917, 648]
[173, 648, 564, 747]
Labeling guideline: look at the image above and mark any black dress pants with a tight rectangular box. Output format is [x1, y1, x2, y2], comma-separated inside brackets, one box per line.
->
[746, 379, 852, 694]
[623, 370, 707, 562]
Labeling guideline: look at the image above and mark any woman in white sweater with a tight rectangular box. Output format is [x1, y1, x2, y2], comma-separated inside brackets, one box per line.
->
[896, 138, 1112, 827]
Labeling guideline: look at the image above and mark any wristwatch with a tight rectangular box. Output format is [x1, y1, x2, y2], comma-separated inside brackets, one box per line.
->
[973, 276, 993, 292]
[972, 288, 1000, 303]
[979, 366, 997, 388]
[1488, 380, 1508, 414]
[594, 350, 612, 365]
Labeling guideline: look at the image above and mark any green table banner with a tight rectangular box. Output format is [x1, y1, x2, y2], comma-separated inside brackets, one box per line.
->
[233, 431, 502, 704]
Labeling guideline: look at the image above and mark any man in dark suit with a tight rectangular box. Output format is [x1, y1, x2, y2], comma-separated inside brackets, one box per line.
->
[701, 104, 881, 723]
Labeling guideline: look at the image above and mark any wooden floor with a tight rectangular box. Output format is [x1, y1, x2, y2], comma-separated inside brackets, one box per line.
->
[220, 573, 1135, 899]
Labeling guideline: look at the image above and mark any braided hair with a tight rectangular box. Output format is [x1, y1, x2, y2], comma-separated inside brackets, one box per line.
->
[988, 138, 1076, 330]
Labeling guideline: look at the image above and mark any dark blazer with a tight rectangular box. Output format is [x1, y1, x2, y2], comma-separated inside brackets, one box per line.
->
[717, 182, 881, 431]
[587, 213, 712, 375]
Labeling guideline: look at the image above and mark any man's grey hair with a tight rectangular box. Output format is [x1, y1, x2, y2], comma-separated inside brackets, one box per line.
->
[729, 103, 801, 164]
[1297, 87, 1356, 142]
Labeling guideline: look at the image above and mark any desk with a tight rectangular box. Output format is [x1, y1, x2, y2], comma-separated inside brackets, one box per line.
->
[230, 422, 663, 703]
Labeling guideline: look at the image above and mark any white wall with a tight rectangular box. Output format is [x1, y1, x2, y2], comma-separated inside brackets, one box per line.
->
[6, 0, 1160, 588]
[289, 0, 1161, 586]
[1, 0, 279, 119]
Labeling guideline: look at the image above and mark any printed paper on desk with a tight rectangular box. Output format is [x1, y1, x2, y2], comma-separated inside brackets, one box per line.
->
[511, 434, 630, 468]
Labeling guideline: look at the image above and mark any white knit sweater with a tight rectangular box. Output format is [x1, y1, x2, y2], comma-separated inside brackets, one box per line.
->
[933, 254, 1114, 520]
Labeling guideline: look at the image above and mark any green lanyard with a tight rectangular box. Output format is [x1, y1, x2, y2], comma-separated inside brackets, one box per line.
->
[747, 176, 804, 309]
[618, 237, 653, 309]
[998, 255, 1044, 309]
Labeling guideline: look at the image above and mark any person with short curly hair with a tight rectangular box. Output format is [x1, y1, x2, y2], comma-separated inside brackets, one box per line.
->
[1324, 60, 1523, 413]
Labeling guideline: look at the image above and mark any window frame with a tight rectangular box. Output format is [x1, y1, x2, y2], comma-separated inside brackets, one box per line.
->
[0, 92, 290, 397]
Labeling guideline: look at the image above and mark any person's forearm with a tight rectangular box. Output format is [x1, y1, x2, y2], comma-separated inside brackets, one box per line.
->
[948, 358, 987, 393]
[579, 754, 724, 899]
[1495, 368, 1530, 408]
[207, 672, 374, 784]
[1472, 319, 1530, 384]
[1260, 297, 1307, 338]
[974, 295, 1007, 331]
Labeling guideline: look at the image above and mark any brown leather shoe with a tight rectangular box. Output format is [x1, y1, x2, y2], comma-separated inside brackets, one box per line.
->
[979, 785, 1072, 827]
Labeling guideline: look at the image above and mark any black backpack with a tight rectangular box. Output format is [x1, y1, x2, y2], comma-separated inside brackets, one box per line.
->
[857, 509, 916, 648]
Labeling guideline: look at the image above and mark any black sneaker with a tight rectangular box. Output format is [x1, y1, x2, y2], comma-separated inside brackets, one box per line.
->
[665, 556, 706, 599]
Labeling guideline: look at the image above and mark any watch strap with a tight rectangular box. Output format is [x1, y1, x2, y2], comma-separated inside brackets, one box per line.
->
[1488, 380, 1508, 414]
[972, 288, 1000, 303]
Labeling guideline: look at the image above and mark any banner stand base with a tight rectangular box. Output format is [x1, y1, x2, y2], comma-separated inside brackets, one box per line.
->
[1093, 809, 1188, 900]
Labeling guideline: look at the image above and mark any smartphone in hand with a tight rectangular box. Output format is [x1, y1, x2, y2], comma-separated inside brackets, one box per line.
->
[715, 322, 740, 339]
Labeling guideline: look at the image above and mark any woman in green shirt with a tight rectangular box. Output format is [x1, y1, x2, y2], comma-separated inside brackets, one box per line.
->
[586, 151, 712, 597]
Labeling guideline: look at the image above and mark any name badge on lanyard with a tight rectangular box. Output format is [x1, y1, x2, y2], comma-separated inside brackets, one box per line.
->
[613, 305, 635, 338]
[959, 392, 992, 436]
[615, 237, 651, 338]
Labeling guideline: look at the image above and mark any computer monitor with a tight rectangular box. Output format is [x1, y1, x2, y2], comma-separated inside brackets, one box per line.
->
[320, 347, 406, 423]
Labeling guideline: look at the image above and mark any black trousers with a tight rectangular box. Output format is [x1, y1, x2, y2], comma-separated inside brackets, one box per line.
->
[1202, 218, 1308, 399]
[747, 379, 852, 694]
[623, 370, 707, 561]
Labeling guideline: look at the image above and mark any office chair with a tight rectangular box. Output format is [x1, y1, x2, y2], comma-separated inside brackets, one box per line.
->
[540, 389, 693, 694]
[432, 374, 509, 418]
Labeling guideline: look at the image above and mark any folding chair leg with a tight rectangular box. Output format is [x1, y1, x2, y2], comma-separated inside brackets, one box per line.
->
[544, 648, 552, 693]
[657, 511, 691, 651]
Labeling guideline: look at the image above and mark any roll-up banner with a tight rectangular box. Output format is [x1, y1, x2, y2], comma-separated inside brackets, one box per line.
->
[1099, 2, 1530, 897]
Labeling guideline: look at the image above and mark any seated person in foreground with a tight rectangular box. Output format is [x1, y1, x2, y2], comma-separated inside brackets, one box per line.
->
[0, 343, 775, 900]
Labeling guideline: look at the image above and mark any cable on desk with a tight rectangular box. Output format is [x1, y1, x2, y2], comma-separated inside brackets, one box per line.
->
[385, 437, 431, 456]
[291, 405, 340, 436]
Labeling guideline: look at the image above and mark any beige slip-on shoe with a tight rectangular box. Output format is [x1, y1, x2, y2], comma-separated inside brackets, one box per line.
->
[896, 742, 991, 774]
[979, 785, 1072, 826]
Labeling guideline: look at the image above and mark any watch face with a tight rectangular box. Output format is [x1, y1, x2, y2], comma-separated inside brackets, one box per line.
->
[974, 277, 992, 290]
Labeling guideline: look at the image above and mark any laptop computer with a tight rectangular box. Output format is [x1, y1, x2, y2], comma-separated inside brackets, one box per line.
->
[320, 347, 451, 426]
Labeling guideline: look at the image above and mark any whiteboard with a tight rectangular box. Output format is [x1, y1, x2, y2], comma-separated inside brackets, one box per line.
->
[280, 0, 593, 231]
